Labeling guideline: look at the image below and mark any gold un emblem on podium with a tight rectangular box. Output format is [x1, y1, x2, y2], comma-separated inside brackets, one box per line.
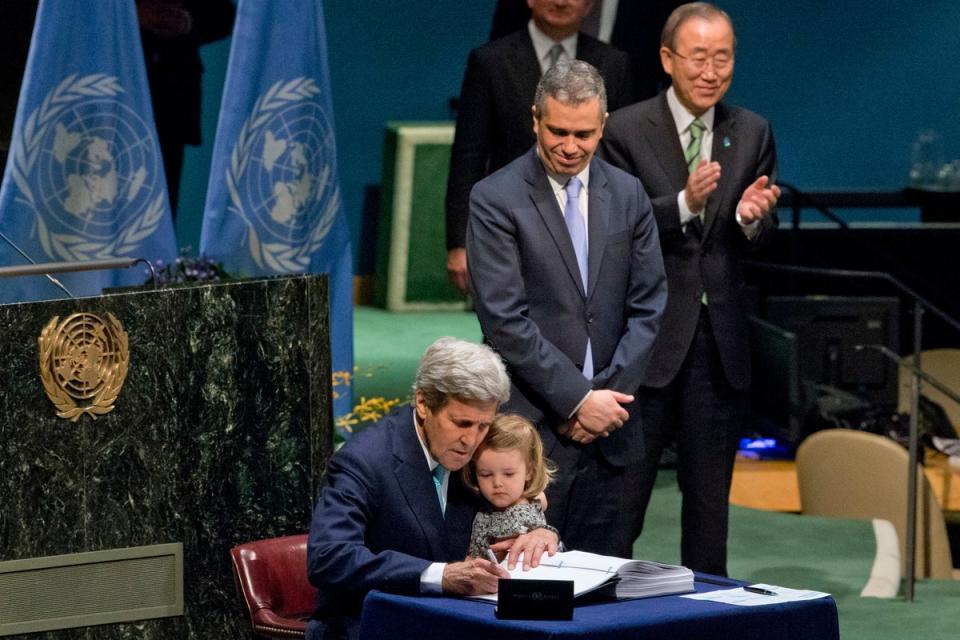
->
[39, 313, 129, 421]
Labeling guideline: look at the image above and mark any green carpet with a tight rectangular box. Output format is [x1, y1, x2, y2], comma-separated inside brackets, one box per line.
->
[639, 471, 960, 640]
[352, 306, 481, 405]
[354, 307, 960, 639]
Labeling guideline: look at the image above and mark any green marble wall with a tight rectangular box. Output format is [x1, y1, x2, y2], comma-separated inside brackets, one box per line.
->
[0, 275, 333, 639]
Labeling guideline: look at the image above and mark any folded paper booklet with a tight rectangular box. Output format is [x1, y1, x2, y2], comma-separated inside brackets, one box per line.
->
[471, 550, 694, 602]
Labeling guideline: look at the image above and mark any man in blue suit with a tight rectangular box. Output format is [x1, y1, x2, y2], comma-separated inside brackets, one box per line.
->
[467, 60, 666, 558]
[307, 338, 559, 639]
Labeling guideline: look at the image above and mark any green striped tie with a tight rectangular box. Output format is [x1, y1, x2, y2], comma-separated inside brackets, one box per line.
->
[685, 118, 707, 174]
[685, 118, 708, 305]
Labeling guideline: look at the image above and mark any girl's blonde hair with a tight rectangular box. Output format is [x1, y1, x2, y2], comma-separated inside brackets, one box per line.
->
[462, 414, 556, 501]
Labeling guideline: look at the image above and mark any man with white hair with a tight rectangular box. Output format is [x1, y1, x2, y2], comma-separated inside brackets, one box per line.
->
[307, 337, 559, 639]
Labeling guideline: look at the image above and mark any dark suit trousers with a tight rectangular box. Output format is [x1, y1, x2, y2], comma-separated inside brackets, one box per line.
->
[634, 306, 746, 576]
[544, 430, 645, 559]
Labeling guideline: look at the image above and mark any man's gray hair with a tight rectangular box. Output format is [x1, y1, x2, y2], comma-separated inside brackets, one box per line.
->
[534, 59, 607, 119]
[660, 2, 736, 51]
[414, 337, 510, 410]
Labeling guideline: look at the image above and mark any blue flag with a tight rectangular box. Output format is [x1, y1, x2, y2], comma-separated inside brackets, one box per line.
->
[0, 0, 177, 302]
[200, 0, 354, 424]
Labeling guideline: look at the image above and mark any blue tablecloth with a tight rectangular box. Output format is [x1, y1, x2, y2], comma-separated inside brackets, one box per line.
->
[358, 577, 839, 640]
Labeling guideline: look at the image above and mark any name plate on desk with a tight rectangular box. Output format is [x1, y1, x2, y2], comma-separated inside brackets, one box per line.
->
[495, 579, 573, 621]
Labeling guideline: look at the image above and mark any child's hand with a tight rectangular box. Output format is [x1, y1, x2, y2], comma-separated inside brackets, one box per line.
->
[492, 528, 559, 571]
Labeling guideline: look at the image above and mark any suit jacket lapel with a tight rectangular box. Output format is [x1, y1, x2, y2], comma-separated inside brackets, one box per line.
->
[646, 93, 689, 191]
[524, 151, 587, 298]
[511, 32, 544, 101]
[444, 475, 478, 559]
[586, 160, 610, 301]
[704, 102, 736, 238]
[575, 32, 598, 62]
[391, 408, 445, 560]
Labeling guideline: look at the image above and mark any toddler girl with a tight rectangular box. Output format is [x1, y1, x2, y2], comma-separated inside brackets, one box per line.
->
[463, 413, 557, 559]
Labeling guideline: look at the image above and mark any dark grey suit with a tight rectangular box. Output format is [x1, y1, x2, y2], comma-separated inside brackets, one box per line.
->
[467, 149, 666, 556]
[488, 0, 683, 102]
[445, 29, 634, 252]
[600, 92, 778, 574]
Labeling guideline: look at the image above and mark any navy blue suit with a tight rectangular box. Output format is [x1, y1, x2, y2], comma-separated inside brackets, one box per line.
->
[467, 149, 666, 556]
[307, 405, 480, 638]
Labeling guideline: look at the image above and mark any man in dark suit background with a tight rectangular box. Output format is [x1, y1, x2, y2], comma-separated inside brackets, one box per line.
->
[599, 2, 780, 575]
[137, 0, 235, 217]
[490, 0, 683, 103]
[445, 0, 634, 292]
[307, 338, 559, 640]
[467, 60, 666, 557]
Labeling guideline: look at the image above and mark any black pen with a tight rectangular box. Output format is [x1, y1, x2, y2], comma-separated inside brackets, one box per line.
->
[743, 585, 777, 596]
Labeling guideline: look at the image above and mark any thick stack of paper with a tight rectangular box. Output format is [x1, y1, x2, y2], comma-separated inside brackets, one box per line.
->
[471, 550, 694, 601]
[591, 554, 695, 599]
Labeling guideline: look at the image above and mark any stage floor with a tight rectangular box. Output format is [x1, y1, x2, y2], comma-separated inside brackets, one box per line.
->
[730, 454, 960, 513]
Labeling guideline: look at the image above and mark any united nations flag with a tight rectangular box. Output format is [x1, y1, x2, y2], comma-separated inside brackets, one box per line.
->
[200, 0, 354, 422]
[0, 0, 177, 302]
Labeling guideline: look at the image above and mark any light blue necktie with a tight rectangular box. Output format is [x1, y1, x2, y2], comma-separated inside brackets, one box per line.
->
[432, 465, 446, 515]
[564, 177, 593, 379]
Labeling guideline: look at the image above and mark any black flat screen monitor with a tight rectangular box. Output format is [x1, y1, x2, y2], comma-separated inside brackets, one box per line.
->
[763, 296, 901, 410]
[749, 315, 803, 443]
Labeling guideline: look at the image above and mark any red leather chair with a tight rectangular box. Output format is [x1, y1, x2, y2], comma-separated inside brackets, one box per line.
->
[230, 534, 316, 638]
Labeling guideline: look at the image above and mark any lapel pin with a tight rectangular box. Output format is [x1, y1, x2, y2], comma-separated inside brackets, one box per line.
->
[723, 136, 731, 148]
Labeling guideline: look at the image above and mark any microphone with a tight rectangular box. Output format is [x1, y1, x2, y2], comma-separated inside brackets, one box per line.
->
[0, 228, 74, 298]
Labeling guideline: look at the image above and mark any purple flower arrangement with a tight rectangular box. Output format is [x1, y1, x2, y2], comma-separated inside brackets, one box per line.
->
[149, 251, 231, 286]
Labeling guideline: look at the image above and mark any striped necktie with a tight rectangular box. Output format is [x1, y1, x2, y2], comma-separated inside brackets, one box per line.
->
[685, 118, 707, 240]
[685, 118, 707, 174]
[685, 119, 708, 305]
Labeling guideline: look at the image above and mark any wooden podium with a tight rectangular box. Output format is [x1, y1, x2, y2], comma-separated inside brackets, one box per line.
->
[0, 275, 333, 638]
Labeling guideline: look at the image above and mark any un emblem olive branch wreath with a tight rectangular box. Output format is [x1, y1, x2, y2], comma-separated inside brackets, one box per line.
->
[226, 76, 339, 273]
[11, 74, 165, 261]
[38, 313, 129, 422]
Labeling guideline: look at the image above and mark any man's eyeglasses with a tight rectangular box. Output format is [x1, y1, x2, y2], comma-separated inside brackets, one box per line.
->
[668, 49, 733, 73]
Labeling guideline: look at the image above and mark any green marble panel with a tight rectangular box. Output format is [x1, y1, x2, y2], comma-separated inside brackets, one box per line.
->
[0, 275, 332, 639]
[405, 142, 461, 303]
[374, 123, 466, 311]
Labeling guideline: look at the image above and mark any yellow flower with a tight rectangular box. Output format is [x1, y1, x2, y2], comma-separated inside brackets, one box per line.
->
[332, 367, 403, 438]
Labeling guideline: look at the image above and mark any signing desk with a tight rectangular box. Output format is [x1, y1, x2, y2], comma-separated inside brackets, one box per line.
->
[359, 581, 839, 640]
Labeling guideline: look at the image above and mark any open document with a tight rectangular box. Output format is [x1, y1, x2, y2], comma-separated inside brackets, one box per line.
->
[470, 550, 694, 602]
